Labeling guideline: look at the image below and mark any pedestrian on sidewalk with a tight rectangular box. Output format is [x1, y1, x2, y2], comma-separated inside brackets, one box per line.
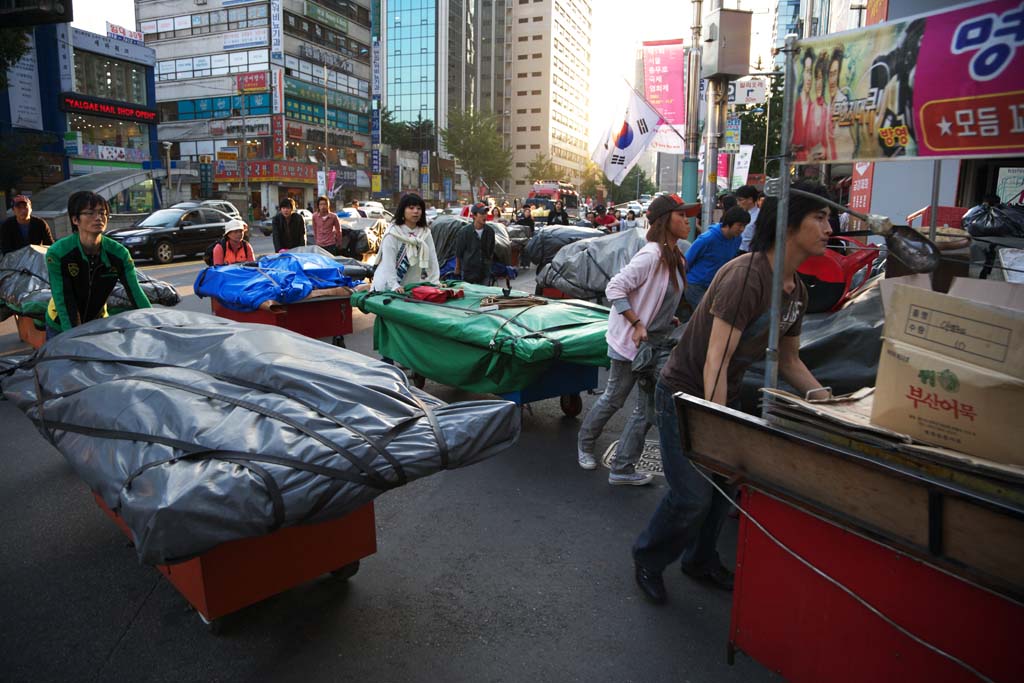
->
[272, 197, 306, 252]
[1, 194, 53, 255]
[576, 194, 699, 486]
[632, 180, 833, 605]
[313, 195, 343, 255]
[681, 206, 749, 319]
[455, 204, 496, 285]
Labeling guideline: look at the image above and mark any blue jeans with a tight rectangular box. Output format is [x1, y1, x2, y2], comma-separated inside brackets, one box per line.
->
[577, 359, 653, 473]
[632, 380, 734, 573]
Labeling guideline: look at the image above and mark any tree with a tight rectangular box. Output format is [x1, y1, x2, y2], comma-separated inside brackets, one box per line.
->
[524, 153, 560, 184]
[380, 108, 411, 149]
[607, 165, 656, 204]
[736, 71, 784, 178]
[578, 161, 607, 201]
[0, 29, 31, 89]
[439, 109, 511, 189]
[404, 115, 436, 152]
[0, 130, 59, 194]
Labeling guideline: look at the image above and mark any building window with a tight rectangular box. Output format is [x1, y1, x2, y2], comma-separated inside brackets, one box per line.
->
[516, 90, 527, 96]
[531, 53, 542, 59]
[532, 35, 542, 40]
[516, 126, 526, 131]
[530, 144, 540, 149]
[515, 162, 526, 167]
[67, 114, 149, 160]
[518, 36, 528, 42]
[532, 16, 542, 21]
[75, 50, 147, 105]
[518, 17, 528, 23]
[531, 89, 541, 95]
[530, 125, 540, 131]
[516, 144, 526, 149]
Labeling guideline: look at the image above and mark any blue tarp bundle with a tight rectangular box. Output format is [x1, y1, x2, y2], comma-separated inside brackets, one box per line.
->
[194, 251, 362, 311]
[439, 256, 518, 282]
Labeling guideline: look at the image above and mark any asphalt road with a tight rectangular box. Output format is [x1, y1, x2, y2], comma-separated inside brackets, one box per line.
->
[0, 240, 777, 683]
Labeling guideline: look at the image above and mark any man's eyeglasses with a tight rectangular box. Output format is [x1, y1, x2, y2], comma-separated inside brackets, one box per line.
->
[13, 202, 28, 208]
[79, 210, 110, 219]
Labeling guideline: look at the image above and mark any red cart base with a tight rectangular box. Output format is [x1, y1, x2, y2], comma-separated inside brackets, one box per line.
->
[211, 296, 353, 344]
[94, 495, 376, 624]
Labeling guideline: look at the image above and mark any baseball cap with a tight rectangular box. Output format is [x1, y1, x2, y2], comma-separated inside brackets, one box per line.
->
[470, 203, 490, 215]
[13, 194, 30, 206]
[223, 219, 246, 235]
[647, 194, 701, 222]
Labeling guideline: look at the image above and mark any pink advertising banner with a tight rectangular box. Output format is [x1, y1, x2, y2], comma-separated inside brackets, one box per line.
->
[791, 0, 1024, 164]
[642, 39, 687, 154]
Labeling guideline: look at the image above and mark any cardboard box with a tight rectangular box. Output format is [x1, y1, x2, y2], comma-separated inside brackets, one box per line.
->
[871, 279, 1024, 467]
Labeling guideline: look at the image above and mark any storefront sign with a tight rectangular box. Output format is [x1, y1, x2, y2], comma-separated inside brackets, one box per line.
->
[215, 160, 318, 183]
[106, 22, 144, 46]
[371, 39, 381, 95]
[792, 0, 1024, 163]
[847, 161, 876, 229]
[223, 28, 268, 51]
[730, 145, 754, 189]
[272, 115, 286, 159]
[7, 33, 43, 131]
[370, 149, 381, 173]
[723, 115, 742, 153]
[59, 93, 158, 125]
[284, 77, 370, 114]
[270, 0, 284, 63]
[420, 150, 430, 189]
[642, 39, 687, 154]
[305, 1, 347, 33]
[236, 71, 268, 93]
[298, 44, 354, 73]
[63, 131, 82, 156]
[271, 65, 285, 114]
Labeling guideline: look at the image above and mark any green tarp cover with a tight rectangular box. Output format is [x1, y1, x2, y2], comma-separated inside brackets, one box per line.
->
[352, 283, 610, 394]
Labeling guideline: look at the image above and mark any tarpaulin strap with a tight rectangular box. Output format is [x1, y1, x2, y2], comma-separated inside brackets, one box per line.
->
[405, 392, 450, 469]
[24, 352, 409, 486]
[94, 373, 400, 491]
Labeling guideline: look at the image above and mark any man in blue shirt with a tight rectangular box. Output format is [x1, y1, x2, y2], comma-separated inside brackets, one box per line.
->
[682, 206, 749, 317]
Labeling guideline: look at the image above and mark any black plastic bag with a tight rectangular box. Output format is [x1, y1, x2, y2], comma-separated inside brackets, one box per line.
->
[962, 204, 1024, 238]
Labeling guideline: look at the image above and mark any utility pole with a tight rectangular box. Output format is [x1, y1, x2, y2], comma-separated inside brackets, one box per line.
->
[240, 81, 250, 222]
[323, 60, 330, 200]
[681, 0, 703, 236]
[702, 77, 723, 228]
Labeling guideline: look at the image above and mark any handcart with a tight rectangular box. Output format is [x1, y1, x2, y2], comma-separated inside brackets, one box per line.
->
[210, 293, 353, 347]
[94, 494, 375, 633]
[352, 283, 608, 417]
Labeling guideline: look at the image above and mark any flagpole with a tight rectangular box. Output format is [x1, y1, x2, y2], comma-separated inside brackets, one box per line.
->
[622, 77, 686, 144]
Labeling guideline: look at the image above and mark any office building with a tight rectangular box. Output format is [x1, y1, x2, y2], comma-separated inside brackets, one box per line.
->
[137, 0, 373, 214]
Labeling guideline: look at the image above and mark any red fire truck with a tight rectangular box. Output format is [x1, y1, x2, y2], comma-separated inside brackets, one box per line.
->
[527, 180, 581, 215]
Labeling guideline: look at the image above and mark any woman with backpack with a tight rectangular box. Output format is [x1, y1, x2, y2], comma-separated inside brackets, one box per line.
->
[211, 220, 255, 266]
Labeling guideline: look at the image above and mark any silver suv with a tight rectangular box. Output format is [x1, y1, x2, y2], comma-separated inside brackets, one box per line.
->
[172, 200, 241, 220]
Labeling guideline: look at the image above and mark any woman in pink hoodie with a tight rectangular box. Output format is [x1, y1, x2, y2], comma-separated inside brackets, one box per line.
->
[576, 194, 697, 486]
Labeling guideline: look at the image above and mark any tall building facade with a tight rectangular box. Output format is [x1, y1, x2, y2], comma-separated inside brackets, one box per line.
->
[137, 0, 373, 214]
[507, 0, 591, 193]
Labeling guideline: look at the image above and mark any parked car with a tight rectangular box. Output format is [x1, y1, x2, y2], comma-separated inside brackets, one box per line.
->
[107, 207, 239, 264]
[360, 201, 387, 218]
[172, 200, 242, 220]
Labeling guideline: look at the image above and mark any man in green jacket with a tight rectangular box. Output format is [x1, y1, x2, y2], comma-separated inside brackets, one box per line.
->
[45, 191, 151, 338]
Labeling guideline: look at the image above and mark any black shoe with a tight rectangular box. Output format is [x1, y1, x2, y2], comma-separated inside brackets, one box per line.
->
[681, 563, 734, 591]
[634, 563, 667, 605]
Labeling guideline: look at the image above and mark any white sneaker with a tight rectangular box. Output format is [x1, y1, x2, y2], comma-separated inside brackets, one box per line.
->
[577, 450, 597, 470]
[609, 471, 654, 486]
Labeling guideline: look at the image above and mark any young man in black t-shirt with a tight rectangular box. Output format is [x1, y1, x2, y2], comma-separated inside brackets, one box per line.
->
[632, 181, 833, 605]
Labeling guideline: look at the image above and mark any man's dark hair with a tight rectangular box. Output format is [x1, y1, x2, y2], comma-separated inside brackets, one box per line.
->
[719, 194, 738, 211]
[735, 185, 759, 201]
[982, 193, 1002, 206]
[279, 197, 296, 209]
[393, 193, 427, 227]
[721, 206, 751, 227]
[749, 181, 831, 252]
[316, 195, 329, 207]
[67, 191, 110, 219]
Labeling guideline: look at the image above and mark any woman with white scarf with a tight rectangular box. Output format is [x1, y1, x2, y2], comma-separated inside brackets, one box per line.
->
[372, 193, 441, 292]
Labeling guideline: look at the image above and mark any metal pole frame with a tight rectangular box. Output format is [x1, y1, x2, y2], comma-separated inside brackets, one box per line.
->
[762, 34, 799, 408]
[928, 160, 941, 243]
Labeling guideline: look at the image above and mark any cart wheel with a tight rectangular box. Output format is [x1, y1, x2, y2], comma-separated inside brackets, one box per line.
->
[331, 560, 360, 581]
[198, 612, 222, 635]
[331, 335, 347, 348]
[560, 393, 583, 417]
[411, 373, 426, 389]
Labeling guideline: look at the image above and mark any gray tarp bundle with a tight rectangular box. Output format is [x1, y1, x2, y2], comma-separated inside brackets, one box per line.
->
[1, 309, 521, 564]
[740, 281, 884, 411]
[523, 226, 606, 269]
[0, 245, 180, 321]
[535, 230, 692, 300]
[430, 215, 512, 264]
[287, 244, 375, 279]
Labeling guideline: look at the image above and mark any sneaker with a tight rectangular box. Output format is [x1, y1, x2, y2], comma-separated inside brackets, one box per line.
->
[681, 562, 735, 591]
[609, 471, 654, 486]
[577, 450, 597, 470]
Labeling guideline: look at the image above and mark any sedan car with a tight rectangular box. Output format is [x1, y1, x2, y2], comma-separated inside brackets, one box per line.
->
[172, 200, 242, 220]
[107, 207, 239, 264]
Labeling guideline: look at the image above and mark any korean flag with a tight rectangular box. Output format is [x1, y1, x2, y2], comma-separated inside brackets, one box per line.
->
[592, 89, 663, 185]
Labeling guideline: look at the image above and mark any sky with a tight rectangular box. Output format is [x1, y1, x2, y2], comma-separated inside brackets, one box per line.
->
[70, 0, 753, 149]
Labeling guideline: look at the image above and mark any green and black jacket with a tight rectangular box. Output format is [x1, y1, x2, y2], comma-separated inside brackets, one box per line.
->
[45, 234, 152, 333]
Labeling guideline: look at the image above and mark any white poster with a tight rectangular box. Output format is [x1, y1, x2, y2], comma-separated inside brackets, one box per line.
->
[7, 34, 43, 131]
[56, 23, 75, 92]
[224, 28, 269, 51]
[317, 170, 327, 197]
[271, 65, 284, 114]
[996, 167, 1024, 206]
[270, 0, 283, 64]
[730, 145, 754, 190]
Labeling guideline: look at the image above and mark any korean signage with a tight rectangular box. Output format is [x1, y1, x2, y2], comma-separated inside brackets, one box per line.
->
[7, 33, 42, 131]
[848, 162, 876, 229]
[723, 115, 742, 153]
[215, 161, 318, 183]
[59, 93, 158, 125]
[791, 0, 1024, 164]
[298, 44, 355, 73]
[271, 66, 285, 114]
[370, 149, 381, 173]
[270, 0, 283, 63]
[236, 72, 268, 93]
[730, 145, 754, 189]
[996, 167, 1024, 205]
[106, 22, 144, 46]
[272, 115, 286, 159]
[200, 162, 214, 197]
[223, 28, 268, 51]
[420, 150, 430, 190]
[642, 39, 687, 154]
[305, 1, 347, 33]
[284, 77, 370, 114]
[372, 39, 382, 96]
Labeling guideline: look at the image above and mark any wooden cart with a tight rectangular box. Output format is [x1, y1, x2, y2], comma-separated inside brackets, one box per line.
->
[210, 294, 353, 347]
